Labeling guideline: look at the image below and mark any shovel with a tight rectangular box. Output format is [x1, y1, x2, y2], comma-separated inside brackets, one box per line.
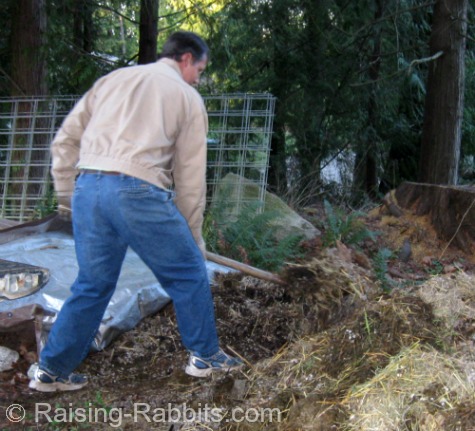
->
[205, 251, 285, 285]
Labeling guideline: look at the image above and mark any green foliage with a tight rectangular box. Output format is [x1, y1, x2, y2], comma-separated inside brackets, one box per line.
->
[34, 186, 57, 219]
[0, 0, 474, 200]
[45, 0, 133, 94]
[0, 1, 12, 96]
[322, 199, 377, 247]
[206, 0, 440, 197]
[425, 258, 444, 276]
[372, 247, 394, 293]
[203, 202, 303, 272]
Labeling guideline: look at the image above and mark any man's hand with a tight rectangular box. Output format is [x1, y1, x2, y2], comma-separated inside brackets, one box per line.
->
[196, 237, 206, 258]
[57, 194, 72, 221]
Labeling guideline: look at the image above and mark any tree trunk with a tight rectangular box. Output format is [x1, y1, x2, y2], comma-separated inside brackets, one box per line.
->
[10, 0, 47, 96]
[353, 0, 384, 200]
[395, 182, 475, 254]
[9, 0, 48, 219]
[267, 0, 291, 193]
[138, 0, 159, 64]
[268, 111, 288, 193]
[418, 0, 468, 185]
[73, 0, 94, 53]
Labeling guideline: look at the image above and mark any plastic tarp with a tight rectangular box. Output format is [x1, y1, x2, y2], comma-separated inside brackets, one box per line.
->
[0, 215, 232, 351]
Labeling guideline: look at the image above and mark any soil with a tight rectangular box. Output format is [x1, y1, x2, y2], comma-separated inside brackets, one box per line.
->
[1, 202, 475, 430]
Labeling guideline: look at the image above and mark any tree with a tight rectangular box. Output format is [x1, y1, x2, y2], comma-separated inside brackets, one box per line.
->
[266, 0, 298, 192]
[0, 0, 474, 205]
[10, 0, 48, 95]
[353, 0, 386, 199]
[206, 0, 443, 203]
[8, 0, 49, 217]
[418, 0, 469, 184]
[73, 0, 95, 54]
[139, 0, 159, 64]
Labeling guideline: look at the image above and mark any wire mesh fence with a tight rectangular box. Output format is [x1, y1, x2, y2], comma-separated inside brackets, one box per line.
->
[0, 94, 275, 221]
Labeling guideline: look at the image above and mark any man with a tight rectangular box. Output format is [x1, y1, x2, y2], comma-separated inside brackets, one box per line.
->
[29, 31, 242, 392]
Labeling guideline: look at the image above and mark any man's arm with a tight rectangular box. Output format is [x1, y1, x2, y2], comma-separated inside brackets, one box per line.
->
[51, 92, 93, 196]
[173, 99, 208, 254]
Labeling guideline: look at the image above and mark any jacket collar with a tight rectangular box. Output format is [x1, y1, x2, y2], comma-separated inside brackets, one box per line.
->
[158, 58, 183, 79]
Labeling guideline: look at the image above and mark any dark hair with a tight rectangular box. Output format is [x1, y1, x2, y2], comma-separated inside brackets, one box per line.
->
[160, 31, 209, 63]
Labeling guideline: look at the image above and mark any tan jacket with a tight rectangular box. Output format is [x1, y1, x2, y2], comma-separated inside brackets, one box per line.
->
[51, 58, 208, 251]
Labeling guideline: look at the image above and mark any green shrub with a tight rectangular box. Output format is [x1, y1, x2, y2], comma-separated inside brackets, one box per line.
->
[34, 187, 57, 219]
[373, 247, 394, 292]
[204, 202, 303, 272]
[322, 199, 378, 247]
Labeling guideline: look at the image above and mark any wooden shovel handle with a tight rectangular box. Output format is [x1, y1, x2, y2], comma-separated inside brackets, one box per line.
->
[205, 251, 285, 285]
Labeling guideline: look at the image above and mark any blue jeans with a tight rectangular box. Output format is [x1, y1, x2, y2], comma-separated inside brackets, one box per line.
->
[40, 172, 219, 378]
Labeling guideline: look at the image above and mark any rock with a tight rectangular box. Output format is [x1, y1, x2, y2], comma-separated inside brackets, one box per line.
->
[398, 239, 412, 262]
[422, 256, 434, 265]
[443, 265, 457, 274]
[0, 345, 19, 371]
[353, 250, 372, 269]
[230, 379, 248, 400]
[211, 173, 320, 240]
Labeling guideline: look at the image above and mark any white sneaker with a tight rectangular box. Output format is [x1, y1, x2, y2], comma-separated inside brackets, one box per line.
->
[185, 349, 244, 377]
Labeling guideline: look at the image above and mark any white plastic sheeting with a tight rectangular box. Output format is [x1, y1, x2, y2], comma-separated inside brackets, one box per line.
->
[0, 216, 232, 351]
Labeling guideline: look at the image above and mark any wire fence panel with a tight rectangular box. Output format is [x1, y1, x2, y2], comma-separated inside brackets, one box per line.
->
[0, 94, 275, 221]
[204, 93, 275, 214]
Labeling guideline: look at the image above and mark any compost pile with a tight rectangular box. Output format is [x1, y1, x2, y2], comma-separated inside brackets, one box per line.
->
[2, 203, 475, 431]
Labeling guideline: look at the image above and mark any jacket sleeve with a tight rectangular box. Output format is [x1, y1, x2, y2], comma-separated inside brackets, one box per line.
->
[50, 91, 94, 196]
[173, 97, 208, 254]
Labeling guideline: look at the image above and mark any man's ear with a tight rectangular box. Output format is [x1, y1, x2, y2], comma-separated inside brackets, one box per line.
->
[181, 52, 193, 65]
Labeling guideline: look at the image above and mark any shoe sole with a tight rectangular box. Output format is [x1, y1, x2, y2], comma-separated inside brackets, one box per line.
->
[185, 364, 243, 378]
[29, 380, 88, 392]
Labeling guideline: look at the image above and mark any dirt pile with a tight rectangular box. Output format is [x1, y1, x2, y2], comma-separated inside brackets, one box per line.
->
[236, 277, 474, 430]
